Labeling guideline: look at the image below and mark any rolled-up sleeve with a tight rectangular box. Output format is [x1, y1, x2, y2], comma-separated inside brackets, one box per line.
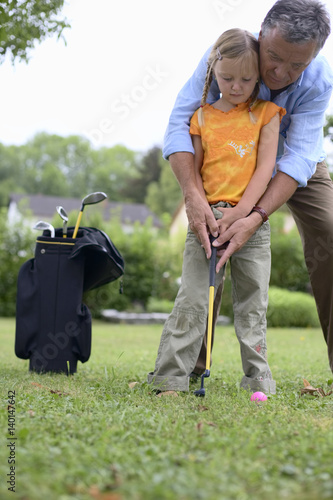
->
[276, 83, 333, 186]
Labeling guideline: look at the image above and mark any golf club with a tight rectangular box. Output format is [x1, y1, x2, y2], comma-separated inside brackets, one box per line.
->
[72, 192, 107, 239]
[33, 221, 55, 238]
[56, 206, 68, 238]
[194, 236, 217, 397]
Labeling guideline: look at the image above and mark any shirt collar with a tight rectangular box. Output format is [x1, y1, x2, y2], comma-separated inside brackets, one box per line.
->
[261, 72, 303, 97]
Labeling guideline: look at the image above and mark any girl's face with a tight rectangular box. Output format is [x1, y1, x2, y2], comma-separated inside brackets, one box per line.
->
[214, 56, 259, 106]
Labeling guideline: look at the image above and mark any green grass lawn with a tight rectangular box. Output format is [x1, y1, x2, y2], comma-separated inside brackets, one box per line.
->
[1, 317, 332, 500]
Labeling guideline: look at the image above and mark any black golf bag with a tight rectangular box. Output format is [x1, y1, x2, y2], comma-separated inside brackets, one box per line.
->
[15, 227, 124, 374]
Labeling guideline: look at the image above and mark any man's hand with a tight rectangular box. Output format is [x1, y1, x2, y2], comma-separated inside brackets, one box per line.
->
[212, 172, 299, 272]
[185, 194, 219, 259]
[213, 213, 262, 272]
[169, 152, 219, 258]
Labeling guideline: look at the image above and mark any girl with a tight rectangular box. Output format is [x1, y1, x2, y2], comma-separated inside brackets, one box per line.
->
[147, 29, 285, 396]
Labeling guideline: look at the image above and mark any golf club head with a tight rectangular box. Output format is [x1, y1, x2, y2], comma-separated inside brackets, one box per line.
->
[194, 387, 206, 397]
[56, 206, 68, 237]
[56, 206, 68, 223]
[82, 191, 107, 208]
[73, 192, 107, 238]
[193, 370, 211, 397]
[33, 221, 55, 238]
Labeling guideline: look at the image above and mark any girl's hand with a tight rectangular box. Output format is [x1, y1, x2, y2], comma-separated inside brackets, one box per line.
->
[215, 206, 244, 234]
[213, 212, 263, 272]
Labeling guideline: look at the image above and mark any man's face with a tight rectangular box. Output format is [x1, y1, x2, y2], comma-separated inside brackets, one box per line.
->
[258, 27, 318, 90]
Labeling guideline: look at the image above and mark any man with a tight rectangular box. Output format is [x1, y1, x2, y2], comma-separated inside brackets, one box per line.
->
[163, 0, 333, 372]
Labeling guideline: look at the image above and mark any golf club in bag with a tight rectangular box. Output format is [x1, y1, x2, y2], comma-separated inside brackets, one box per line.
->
[15, 224, 124, 375]
[194, 236, 217, 397]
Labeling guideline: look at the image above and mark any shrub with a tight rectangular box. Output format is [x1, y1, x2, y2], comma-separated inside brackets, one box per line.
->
[146, 297, 174, 314]
[267, 286, 320, 328]
[83, 280, 129, 318]
[107, 219, 159, 310]
[0, 210, 35, 316]
[270, 212, 309, 292]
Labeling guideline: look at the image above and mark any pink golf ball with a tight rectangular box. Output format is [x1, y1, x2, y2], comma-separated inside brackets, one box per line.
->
[251, 391, 267, 402]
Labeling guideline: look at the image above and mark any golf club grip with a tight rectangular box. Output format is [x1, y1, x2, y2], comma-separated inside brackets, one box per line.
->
[209, 246, 217, 287]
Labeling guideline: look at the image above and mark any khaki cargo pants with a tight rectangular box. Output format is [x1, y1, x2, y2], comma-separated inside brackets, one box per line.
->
[147, 203, 276, 394]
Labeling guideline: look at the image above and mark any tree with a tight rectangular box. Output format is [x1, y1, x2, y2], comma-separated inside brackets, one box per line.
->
[23, 133, 95, 197]
[92, 145, 141, 202]
[0, 143, 24, 205]
[123, 147, 163, 203]
[0, 133, 95, 200]
[0, 0, 70, 64]
[145, 157, 182, 218]
[0, 133, 181, 210]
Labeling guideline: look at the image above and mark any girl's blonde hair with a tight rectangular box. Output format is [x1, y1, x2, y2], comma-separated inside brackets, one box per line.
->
[199, 28, 260, 125]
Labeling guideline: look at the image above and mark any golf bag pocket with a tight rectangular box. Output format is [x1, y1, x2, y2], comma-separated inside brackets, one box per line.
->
[69, 227, 125, 291]
[15, 258, 39, 360]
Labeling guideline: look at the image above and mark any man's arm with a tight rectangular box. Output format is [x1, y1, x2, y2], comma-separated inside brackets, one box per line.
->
[163, 47, 217, 160]
[169, 152, 219, 258]
[214, 171, 298, 272]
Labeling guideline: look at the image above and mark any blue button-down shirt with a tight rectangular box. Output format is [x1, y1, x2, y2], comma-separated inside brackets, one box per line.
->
[163, 45, 333, 187]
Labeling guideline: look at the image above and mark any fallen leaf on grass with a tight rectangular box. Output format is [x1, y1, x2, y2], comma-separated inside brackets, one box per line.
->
[198, 405, 209, 412]
[31, 382, 45, 389]
[50, 389, 69, 396]
[128, 382, 138, 389]
[31, 382, 69, 397]
[301, 378, 333, 397]
[89, 485, 122, 500]
[108, 464, 122, 489]
[196, 421, 217, 432]
[156, 390, 178, 397]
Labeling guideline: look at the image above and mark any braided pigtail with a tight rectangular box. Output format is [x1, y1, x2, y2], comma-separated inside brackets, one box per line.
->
[198, 62, 214, 127]
[198, 46, 222, 127]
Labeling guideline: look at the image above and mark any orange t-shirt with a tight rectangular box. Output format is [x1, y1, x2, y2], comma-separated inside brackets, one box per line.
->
[190, 100, 286, 204]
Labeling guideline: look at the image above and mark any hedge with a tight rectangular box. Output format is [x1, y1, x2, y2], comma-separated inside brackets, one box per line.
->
[267, 286, 320, 328]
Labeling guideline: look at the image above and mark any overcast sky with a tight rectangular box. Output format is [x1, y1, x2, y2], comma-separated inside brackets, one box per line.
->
[1, 0, 333, 153]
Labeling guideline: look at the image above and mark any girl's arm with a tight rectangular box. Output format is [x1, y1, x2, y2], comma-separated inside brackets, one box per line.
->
[191, 134, 207, 201]
[236, 112, 280, 216]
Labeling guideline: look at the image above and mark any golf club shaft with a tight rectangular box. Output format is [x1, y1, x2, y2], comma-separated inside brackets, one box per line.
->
[56, 206, 69, 239]
[72, 211, 83, 239]
[205, 245, 217, 371]
[194, 242, 217, 397]
[206, 286, 215, 370]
